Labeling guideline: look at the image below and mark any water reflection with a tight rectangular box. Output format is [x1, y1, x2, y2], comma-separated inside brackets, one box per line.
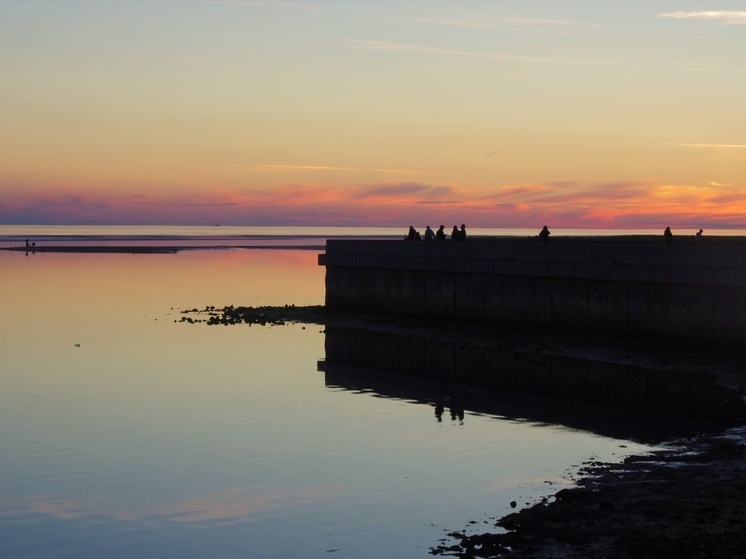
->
[2, 247, 738, 559]
[433, 397, 464, 425]
[321, 326, 745, 445]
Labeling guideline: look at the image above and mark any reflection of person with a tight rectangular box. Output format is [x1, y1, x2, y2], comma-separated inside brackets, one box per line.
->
[435, 225, 446, 241]
[434, 399, 444, 423]
[433, 398, 464, 424]
[538, 225, 550, 242]
[424, 225, 435, 241]
[450, 399, 464, 424]
[664, 226, 673, 246]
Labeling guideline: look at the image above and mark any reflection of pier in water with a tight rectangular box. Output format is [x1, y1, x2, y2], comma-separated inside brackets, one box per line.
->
[319, 326, 745, 444]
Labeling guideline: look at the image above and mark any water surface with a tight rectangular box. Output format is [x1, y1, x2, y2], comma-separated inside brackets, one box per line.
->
[1, 245, 658, 558]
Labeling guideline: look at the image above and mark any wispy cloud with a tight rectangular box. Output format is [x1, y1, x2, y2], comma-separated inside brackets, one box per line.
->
[214, 0, 317, 12]
[658, 62, 746, 75]
[658, 11, 746, 25]
[667, 143, 746, 149]
[414, 10, 599, 32]
[242, 163, 418, 174]
[348, 40, 600, 65]
[140, 160, 417, 175]
[351, 182, 456, 200]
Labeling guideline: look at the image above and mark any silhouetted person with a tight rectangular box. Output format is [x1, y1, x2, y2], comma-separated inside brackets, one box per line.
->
[25, 239, 30, 248]
[451, 225, 459, 241]
[696, 228, 703, 239]
[664, 226, 673, 246]
[406, 225, 419, 241]
[538, 225, 550, 242]
[424, 225, 435, 241]
[459, 224, 467, 241]
[435, 225, 446, 241]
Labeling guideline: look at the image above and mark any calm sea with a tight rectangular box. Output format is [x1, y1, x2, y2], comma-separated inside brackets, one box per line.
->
[0, 225, 713, 558]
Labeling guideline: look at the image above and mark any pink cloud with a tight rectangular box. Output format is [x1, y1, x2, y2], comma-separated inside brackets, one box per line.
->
[1, 177, 745, 229]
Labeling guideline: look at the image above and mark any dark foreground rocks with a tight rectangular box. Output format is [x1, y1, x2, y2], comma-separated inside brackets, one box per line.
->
[431, 431, 746, 559]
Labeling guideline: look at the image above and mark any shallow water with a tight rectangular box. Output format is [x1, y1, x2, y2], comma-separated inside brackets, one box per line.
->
[0, 248, 656, 558]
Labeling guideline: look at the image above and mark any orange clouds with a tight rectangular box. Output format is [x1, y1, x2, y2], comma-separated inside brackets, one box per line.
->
[1, 177, 744, 229]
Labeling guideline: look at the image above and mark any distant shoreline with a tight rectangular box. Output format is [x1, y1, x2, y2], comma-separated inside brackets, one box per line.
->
[1, 246, 181, 254]
[0, 245, 326, 253]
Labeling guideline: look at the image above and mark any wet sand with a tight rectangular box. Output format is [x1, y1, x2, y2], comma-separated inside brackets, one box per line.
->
[182, 304, 746, 559]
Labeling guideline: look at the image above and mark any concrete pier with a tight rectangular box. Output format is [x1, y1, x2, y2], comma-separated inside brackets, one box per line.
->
[319, 237, 746, 344]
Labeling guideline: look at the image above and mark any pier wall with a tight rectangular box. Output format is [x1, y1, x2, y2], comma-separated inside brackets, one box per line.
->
[319, 239, 746, 343]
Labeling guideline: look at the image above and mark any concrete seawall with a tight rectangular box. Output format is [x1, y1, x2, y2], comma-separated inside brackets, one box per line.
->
[319, 237, 746, 343]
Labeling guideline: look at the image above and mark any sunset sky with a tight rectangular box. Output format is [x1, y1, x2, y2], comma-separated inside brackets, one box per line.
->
[1, 0, 744, 229]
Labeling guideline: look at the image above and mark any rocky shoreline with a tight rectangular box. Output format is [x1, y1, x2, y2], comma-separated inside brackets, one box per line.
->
[181, 304, 746, 559]
[431, 429, 746, 558]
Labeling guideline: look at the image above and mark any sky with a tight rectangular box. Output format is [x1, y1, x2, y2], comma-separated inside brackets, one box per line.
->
[0, 0, 744, 229]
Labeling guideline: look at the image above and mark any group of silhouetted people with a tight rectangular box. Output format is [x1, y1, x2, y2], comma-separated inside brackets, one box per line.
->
[405, 224, 466, 241]
[664, 227, 705, 246]
[406, 225, 708, 245]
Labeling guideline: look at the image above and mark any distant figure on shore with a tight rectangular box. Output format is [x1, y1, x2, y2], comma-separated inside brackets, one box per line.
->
[406, 226, 421, 241]
[25, 239, 30, 248]
[435, 225, 446, 241]
[538, 225, 550, 243]
[664, 226, 673, 246]
[424, 225, 435, 241]
[451, 225, 459, 241]
[696, 228, 703, 240]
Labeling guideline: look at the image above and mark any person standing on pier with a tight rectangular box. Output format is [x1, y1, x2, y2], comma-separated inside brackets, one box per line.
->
[664, 226, 673, 246]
